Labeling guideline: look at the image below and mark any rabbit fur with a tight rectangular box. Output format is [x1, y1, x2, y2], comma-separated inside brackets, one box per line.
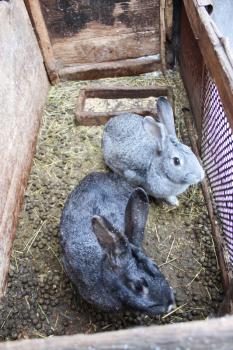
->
[60, 172, 174, 315]
[102, 97, 204, 206]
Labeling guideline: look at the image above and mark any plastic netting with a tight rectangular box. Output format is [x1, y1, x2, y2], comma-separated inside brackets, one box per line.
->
[202, 70, 233, 264]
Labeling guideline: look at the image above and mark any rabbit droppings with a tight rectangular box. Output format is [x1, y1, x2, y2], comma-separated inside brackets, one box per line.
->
[60, 172, 174, 315]
[102, 97, 204, 206]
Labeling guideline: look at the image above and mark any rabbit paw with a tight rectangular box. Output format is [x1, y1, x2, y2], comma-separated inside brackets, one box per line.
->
[165, 196, 179, 206]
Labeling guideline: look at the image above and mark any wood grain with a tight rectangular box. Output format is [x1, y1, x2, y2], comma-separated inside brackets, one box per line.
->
[0, 0, 49, 297]
[39, 0, 159, 40]
[1, 316, 233, 349]
[37, 0, 161, 67]
[76, 109, 156, 126]
[183, 0, 233, 132]
[25, 0, 59, 84]
[53, 28, 160, 66]
[165, 0, 173, 41]
[160, 0, 166, 71]
[59, 55, 161, 81]
[179, 3, 204, 139]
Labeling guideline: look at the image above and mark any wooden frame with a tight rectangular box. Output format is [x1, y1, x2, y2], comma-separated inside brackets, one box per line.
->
[2, 0, 233, 348]
[75, 86, 173, 125]
[183, 0, 233, 131]
[180, 0, 233, 314]
[0, 0, 49, 297]
[24, 1, 173, 83]
[1, 315, 233, 349]
[59, 55, 161, 82]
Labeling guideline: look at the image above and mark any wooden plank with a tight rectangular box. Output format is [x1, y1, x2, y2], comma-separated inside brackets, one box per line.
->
[0, 0, 49, 297]
[160, 0, 166, 71]
[24, 0, 59, 84]
[183, 0, 233, 132]
[52, 30, 160, 66]
[76, 109, 156, 126]
[179, 3, 204, 138]
[39, 0, 159, 40]
[83, 86, 170, 99]
[165, 0, 173, 41]
[59, 55, 161, 81]
[183, 108, 231, 291]
[25, 0, 161, 79]
[218, 279, 233, 316]
[75, 86, 172, 125]
[1, 316, 233, 349]
[36, 0, 161, 68]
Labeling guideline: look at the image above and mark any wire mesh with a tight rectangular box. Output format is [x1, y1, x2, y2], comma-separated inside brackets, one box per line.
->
[202, 70, 233, 264]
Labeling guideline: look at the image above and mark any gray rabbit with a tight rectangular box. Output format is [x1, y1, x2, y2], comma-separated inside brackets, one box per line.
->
[102, 97, 204, 206]
[60, 172, 174, 315]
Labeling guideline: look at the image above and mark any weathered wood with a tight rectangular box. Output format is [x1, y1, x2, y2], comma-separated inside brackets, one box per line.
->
[83, 86, 171, 99]
[1, 316, 233, 349]
[0, 0, 49, 297]
[39, 0, 160, 65]
[179, 3, 204, 139]
[59, 55, 161, 81]
[25, 0, 161, 80]
[77, 109, 156, 126]
[183, 108, 231, 292]
[218, 279, 233, 316]
[183, 0, 233, 132]
[160, 0, 166, 72]
[165, 0, 173, 41]
[53, 30, 160, 67]
[75, 86, 172, 125]
[24, 0, 59, 84]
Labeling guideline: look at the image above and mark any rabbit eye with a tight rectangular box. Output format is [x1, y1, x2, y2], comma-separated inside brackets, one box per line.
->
[173, 157, 180, 166]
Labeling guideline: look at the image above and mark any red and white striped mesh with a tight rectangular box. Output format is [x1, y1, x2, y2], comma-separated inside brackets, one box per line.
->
[202, 71, 233, 264]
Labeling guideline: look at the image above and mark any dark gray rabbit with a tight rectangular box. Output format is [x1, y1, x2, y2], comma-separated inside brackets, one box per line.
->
[60, 172, 174, 315]
[102, 97, 204, 206]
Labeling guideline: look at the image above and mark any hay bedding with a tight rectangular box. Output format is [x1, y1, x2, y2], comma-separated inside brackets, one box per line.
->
[0, 72, 223, 340]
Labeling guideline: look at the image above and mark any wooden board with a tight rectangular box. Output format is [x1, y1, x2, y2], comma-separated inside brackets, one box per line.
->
[1, 316, 233, 349]
[59, 55, 161, 81]
[0, 0, 49, 297]
[183, 0, 233, 132]
[75, 85, 173, 125]
[39, 0, 160, 65]
[26, 0, 163, 81]
[179, 3, 204, 138]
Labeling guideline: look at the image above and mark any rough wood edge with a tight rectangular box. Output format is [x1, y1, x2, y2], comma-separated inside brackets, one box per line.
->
[1, 316, 233, 349]
[0, 0, 49, 298]
[59, 55, 161, 81]
[183, 108, 231, 292]
[83, 86, 170, 99]
[0, 113, 43, 298]
[218, 279, 233, 316]
[183, 0, 233, 131]
[24, 0, 59, 84]
[76, 109, 156, 126]
[160, 0, 167, 72]
[165, 0, 173, 41]
[75, 85, 171, 125]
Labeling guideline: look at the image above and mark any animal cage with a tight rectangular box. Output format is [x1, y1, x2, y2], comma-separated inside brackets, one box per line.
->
[1, 0, 233, 348]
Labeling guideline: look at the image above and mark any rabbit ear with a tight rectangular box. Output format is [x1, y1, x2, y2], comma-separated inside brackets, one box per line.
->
[156, 97, 176, 136]
[143, 116, 167, 151]
[124, 188, 149, 247]
[92, 215, 127, 256]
